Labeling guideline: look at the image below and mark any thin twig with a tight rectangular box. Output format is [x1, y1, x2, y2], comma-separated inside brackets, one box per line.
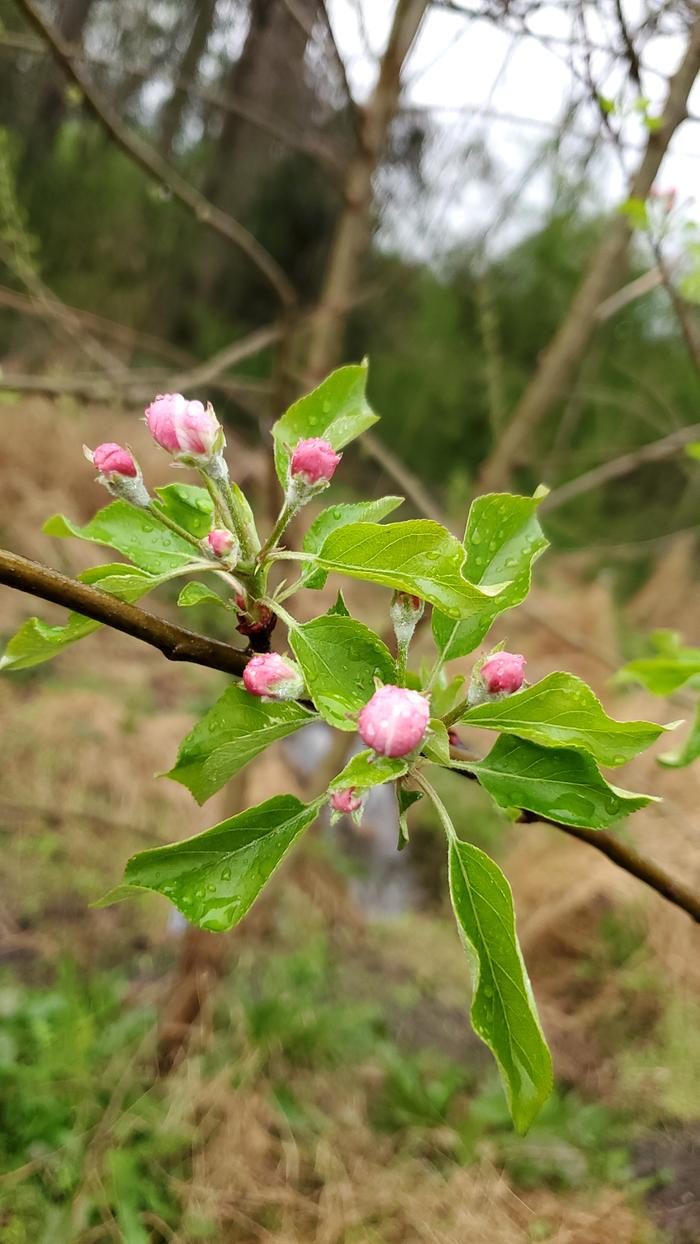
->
[15, 0, 296, 307]
[542, 422, 700, 512]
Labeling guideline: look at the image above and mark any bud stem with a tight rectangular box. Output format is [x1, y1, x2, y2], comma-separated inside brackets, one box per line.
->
[147, 502, 208, 554]
[258, 497, 299, 563]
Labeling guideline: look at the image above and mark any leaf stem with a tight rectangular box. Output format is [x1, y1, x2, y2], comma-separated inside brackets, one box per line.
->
[147, 502, 206, 554]
[413, 770, 458, 844]
[258, 497, 300, 562]
[263, 597, 297, 632]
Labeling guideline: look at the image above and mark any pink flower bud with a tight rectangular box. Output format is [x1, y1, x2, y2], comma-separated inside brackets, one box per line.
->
[242, 652, 304, 700]
[480, 652, 526, 695]
[358, 685, 430, 759]
[145, 393, 222, 461]
[207, 528, 236, 559]
[90, 442, 137, 478]
[330, 787, 364, 815]
[290, 437, 341, 485]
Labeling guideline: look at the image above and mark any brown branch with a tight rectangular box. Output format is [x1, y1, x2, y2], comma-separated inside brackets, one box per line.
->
[476, 9, 700, 492]
[542, 421, 700, 512]
[0, 549, 248, 677]
[15, 0, 296, 308]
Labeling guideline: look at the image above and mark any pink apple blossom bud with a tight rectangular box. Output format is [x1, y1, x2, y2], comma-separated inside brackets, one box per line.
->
[330, 788, 364, 815]
[290, 438, 341, 486]
[358, 684, 430, 759]
[83, 442, 149, 506]
[207, 528, 237, 560]
[144, 393, 223, 462]
[91, 442, 137, 478]
[481, 652, 526, 695]
[242, 652, 304, 701]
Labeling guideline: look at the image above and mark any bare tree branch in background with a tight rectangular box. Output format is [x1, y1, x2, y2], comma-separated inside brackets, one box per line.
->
[157, 0, 217, 159]
[476, 9, 700, 493]
[306, 0, 431, 379]
[15, 0, 297, 308]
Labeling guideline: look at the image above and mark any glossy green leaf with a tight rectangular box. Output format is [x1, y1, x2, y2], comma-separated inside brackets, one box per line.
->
[462, 736, 656, 829]
[44, 501, 196, 574]
[99, 795, 320, 932]
[317, 520, 505, 619]
[328, 749, 408, 792]
[289, 614, 396, 730]
[302, 495, 403, 589]
[433, 492, 548, 661]
[273, 362, 379, 483]
[396, 785, 422, 849]
[448, 838, 552, 1132]
[177, 581, 227, 609]
[422, 719, 452, 765]
[153, 483, 213, 538]
[0, 564, 167, 671]
[166, 684, 315, 804]
[659, 701, 700, 768]
[459, 672, 671, 767]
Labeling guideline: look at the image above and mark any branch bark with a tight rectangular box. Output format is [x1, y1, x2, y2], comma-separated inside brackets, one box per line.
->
[306, 0, 430, 379]
[15, 0, 296, 308]
[476, 10, 700, 493]
[1, 547, 699, 923]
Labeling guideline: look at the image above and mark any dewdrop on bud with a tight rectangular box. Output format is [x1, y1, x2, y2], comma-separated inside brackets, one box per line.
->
[329, 786, 367, 826]
[84, 442, 149, 507]
[144, 393, 224, 464]
[390, 591, 424, 652]
[206, 528, 238, 563]
[242, 652, 304, 701]
[468, 651, 526, 706]
[358, 685, 430, 759]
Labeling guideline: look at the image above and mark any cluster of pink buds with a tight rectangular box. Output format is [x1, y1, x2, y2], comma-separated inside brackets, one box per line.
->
[242, 652, 305, 701]
[468, 651, 526, 707]
[84, 442, 150, 508]
[206, 528, 238, 565]
[330, 786, 367, 826]
[358, 685, 430, 759]
[145, 393, 224, 467]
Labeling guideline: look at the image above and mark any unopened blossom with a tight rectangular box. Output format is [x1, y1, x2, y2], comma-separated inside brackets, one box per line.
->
[290, 438, 341, 486]
[330, 788, 365, 815]
[242, 652, 304, 701]
[481, 651, 526, 695]
[358, 685, 430, 759]
[144, 393, 223, 462]
[84, 442, 149, 506]
[207, 528, 237, 560]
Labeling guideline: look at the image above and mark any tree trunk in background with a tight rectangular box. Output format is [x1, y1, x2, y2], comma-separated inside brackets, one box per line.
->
[475, 11, 700, 495]
[158, 0, 218, 159]
[30, 0, 96, 139]
[306, 0, 430, 381]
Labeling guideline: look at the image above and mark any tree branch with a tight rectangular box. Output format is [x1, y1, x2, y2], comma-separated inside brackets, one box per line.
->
[2, 547, 699, 922]
[0, 549, 248, 676]
[15, 0, 296, 308]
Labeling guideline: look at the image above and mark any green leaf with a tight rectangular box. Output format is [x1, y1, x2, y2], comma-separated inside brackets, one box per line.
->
[44, 501, 195, 573]
[303, 495, 404, 589]
[166, 685, 314, 804]
[99, 795, 320, 932]
[422, 719, 452, 765]
[177, 582, 227, 609]
[317, 520, 505, 619]
[329, 750, 408, 792]
[617, 650, 700, 695]
[659, 701, 700, 769]
[448, 838, 553, 1132]
[430, 673, 466, 718]
[153, 483, 213, 538]
[273, 362, 379, 484]
[327, 590, 350, 617]
[397, 785, 422, 849]
[459, 672, 671, 766]
[462, 736, 656, 829]
[0, 564, 166, 671]
[433, 492, 548, 661]
[289, 614, 396, 730]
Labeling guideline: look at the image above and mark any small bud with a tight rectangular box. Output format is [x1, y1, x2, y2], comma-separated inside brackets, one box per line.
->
[390, 591, 425, 654]
[290, 438, 341, 486]
[329, 786, 367, 826]
[207, 528, 237, 561]
[242, 652, 304, 701]
[84, 442, 149, 507]
[469, 651, 526, 705]
[235, 597, 276, 642]
[144, 393, 223, 463]
[358, 684, 430, 759]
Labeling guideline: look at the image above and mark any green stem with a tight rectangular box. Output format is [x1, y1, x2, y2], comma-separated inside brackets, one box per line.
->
[258, 497, 299, 562]
[442, 699, 470, 730]
[396, 638, 409, 687]
[148, 502, 206, 554]
[424, 652, 445, 694]
[414, 771, 458, 843]
[263, 597, 297, 632]
[275, 575, 305, 604]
